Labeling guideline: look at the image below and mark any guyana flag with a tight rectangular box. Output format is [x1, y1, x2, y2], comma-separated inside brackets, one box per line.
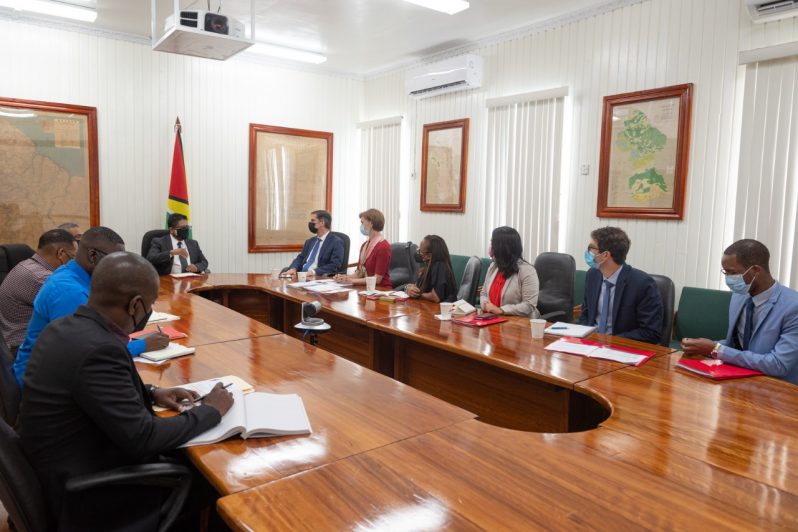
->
[166, 117, 191, 236]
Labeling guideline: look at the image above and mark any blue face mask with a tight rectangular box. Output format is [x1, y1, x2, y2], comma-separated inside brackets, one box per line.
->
[584, 249, 602, 270]
[725, 266, 755, 295]
[359, 224, 369, 236]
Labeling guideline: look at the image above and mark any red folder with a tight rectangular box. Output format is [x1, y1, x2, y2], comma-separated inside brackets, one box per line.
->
[452, 315, 508, 327]
[129, 326, 187, 341]
[675, 357, 763, 380]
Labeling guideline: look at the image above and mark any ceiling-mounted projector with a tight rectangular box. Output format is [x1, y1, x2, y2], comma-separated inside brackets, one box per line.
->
[164, 10, 245, 38]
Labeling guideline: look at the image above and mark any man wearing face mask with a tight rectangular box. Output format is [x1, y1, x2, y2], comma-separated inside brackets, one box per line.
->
[577, 226, 663, 344]
[147, 213, 209, 275]
[682, 239, 798, 385]
[284, 210, 344, 277]
[18, 252, 233, 530]
[0, 229, 76, 357]
[13, 227, 169, 387]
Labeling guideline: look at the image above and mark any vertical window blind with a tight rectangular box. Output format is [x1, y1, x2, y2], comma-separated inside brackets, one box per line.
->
[358, 117, 402, 243]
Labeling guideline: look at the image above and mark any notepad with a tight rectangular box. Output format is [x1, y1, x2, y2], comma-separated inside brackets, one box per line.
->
[169, 272, 201, 278]
[545, 337, 654, 366]
[180, 387, 312, 447]
[151, 375, 255, 412]
[129, 326, 187, 341]
[139, 342, 195, 362]
[544, 322, 597, 338]
[147, 311, 180, 324]
[675, 358, 763, 380]
[451, 299, 476, 316]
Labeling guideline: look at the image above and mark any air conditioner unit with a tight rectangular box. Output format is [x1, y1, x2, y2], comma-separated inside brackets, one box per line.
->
[405, 54, 483, 98]
[745, 0, 798, 23]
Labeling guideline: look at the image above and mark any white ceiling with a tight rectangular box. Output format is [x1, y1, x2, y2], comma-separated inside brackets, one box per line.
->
[63, 0, 610, 74]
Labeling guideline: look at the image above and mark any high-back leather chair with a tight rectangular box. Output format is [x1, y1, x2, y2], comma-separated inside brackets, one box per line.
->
[0, 339, 20, 427]
[330, 231, 350, 274]
[534, 252, 576, 322]
[456, 256, 482, 305]
[389, 242, 418, 288]
[140, 229, 170, 258]
[650, 274, 675, 347]
[0, 244, 35, 285]
[671, 287, 732, 349]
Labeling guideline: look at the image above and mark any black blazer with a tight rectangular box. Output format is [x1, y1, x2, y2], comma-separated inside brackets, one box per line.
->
[287, 233, 345, 276]
[146, 234, 209, 275]
[18, 305, 220, 525]
[577, 264, 663, 344]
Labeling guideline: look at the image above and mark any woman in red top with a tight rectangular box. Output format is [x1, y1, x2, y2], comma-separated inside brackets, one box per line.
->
[334, 208, 392, 289]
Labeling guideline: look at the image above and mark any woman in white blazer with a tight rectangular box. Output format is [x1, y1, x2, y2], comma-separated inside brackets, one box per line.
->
[480, 226, 540, 317]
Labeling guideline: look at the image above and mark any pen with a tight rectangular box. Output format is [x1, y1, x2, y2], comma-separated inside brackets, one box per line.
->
[549, 326, 568, 330]
[181, 382, 232, 405]
[157, 324, 163, 334]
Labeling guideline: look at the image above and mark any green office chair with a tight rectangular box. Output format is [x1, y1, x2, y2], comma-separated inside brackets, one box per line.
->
[671, 287, 733, 349]
[450, 255, 470, 290]
[574, 270, 587, 307]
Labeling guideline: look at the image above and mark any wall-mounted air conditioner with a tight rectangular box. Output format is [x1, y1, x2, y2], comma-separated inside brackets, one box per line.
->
[405, 54, 483, 98]
[745, 0, 798, 24]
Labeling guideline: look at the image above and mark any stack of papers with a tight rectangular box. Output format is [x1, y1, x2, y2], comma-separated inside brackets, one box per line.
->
[169, 272, 201, 278]
[358, 290, 410, 302]
[545, 337, 654, 366]
[137, 343, 195, 363]
[544, 322, 597, 338]
[147, 311, 180, 324]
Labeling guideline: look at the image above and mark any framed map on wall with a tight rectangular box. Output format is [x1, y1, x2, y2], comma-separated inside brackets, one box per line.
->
[597, 84, 692, 220]
[421, 118, 469, 212]
[0, 97, 99, 247]
[248, 124, 333, 252]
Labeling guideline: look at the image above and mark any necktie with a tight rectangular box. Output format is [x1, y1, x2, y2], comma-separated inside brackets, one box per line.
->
[302, 238, 321, 272]
[742, 297, 755, 350]
[177, 241, 188, 272]
[598, 280, 614, 334]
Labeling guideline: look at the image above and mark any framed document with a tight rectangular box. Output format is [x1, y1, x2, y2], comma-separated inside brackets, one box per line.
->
[248, 124, 333, 252]
[0, 97, 99, 246]
[597, 84, 693, 220]
[420, 118, 469, 212]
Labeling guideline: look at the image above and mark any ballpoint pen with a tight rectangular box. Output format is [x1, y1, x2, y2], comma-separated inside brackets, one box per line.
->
[549, 326, 568, 330]
[179, 382, 233, 406]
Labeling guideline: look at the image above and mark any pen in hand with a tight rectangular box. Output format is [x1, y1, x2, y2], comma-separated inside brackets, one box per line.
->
[183, 382, 233, 405]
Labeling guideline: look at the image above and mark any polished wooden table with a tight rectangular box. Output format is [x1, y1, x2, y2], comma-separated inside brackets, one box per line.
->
[148, 275, 798, 530]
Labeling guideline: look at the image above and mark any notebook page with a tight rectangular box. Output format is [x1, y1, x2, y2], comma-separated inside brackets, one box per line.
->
[544, 338, 599, 356]
[242, 392, 312, 438]
[589, 347, 648, 365]
[180, 386, 246, 447]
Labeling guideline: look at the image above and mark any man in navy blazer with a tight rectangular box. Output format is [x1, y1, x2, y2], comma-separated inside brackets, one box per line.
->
[285, 210, 345, 277]
[578, 227, 663, 344]
[682, 239, 798, 386]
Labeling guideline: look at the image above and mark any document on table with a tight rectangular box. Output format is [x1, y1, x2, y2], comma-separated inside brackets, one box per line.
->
[544, 322, 597, 338]
[147, 311, 180, 324]
[545, 338, 653, 366]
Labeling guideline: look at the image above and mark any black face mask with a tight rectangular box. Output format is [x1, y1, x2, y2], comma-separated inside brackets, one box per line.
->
[414, 252, 427, 264]
[175, 227, 190, 241]
[131, 298, 152, 333]
[308, 222, 319, 234]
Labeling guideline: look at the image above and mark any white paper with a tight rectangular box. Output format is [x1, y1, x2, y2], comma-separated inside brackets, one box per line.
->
[544, 339, 599, 356]
[590, 347, 647, 365]
[243, 393, 312, 437]
[139, 342, 195, 362]
[288, 281, 322, 288]
[544, 322, 597, 338]
[147, 311, 180, 324]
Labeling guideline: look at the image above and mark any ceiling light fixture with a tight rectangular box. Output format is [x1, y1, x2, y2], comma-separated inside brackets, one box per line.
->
[0, 0, 97, 22]
[248, 43, 327, 64]
[403, 0, 470, 15]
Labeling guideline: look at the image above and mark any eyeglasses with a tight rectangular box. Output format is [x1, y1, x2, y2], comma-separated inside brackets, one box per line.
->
[586, 244, 600, 254]
[720, 265, 753, 276]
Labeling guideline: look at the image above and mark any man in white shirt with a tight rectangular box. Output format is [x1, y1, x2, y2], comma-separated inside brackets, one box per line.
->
[146, 214, 209, 276]
[284, 210, 345, 277]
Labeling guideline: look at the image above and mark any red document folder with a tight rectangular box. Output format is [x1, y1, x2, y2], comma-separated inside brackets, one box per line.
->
[452, 315, 508, 327]
[129, 326, 187, 341]
[676, 357, 764, 380]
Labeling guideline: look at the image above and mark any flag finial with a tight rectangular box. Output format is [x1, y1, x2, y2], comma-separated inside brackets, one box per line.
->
[174, 117, 181, 134]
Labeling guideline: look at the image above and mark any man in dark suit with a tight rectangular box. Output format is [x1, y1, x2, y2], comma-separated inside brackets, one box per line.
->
[18, 252, 233, 530]
[578, 226, 663, 344]
[284, 210, 345, 277]
[146, 213, 209, 275]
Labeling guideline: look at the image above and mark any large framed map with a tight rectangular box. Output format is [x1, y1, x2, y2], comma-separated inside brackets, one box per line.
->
[420, 118, 469, 212]
[248, 124, 333, 252]
[597, 84, 692, 220]
[0, 97, 99, 246]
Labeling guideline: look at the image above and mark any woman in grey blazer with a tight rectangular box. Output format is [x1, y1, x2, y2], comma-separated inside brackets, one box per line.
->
[480, 226, 540, 317]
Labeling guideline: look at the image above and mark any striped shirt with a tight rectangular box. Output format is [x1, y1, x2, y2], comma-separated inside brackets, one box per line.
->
[0, 254, 55, 349]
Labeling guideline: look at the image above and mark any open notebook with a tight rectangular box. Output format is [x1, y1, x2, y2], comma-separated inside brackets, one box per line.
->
[181, 384, 312, 447]
[545, 337, 654, 366]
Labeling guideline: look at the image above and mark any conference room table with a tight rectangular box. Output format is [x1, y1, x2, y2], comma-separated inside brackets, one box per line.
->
[144, 273, 798, 530]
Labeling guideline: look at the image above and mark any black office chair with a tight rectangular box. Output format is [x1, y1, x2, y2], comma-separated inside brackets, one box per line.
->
[650, 274, 675, 347]
[0, 339, 20, 427]
[456, 256, 482, 305]
[140, 229, 170, 258]
[534, 252, 576, 322]
[0, 417, 193, 532]
[330, 231, 350, 275]
[389, 242, 418, 289]
[0, 244, 35, 285]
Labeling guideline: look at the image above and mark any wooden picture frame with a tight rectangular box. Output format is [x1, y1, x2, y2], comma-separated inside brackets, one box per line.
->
[248, 124, 333, 253]
[597, 83, 692, 220]
[421, 118, 469, 212]
[0, 97, 99, 247]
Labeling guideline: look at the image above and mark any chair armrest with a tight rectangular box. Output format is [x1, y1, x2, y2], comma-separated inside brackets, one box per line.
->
[539, 310, 566, 321]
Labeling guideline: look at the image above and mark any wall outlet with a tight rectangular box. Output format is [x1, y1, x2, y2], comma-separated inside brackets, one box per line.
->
[579, 164, 590, 175]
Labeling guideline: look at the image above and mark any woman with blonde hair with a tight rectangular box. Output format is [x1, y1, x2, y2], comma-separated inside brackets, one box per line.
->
[335, 208, 392, 289]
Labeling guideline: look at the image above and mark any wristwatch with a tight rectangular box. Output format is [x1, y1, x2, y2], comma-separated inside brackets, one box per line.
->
[710, 342, 722, 359]
[146, 384, 158, 403]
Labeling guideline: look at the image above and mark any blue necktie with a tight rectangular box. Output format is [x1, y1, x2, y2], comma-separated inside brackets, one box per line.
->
[598, 280, 614, 334]
[742, 298, 755, 350]
[302, 238, 321, 272]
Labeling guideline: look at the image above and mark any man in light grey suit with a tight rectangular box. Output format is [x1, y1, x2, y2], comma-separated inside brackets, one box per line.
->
[682, 239, 798, 386]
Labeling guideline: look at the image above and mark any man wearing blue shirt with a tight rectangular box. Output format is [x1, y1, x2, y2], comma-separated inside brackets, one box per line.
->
[13, 227, 169, 386]
[682, 239, 798, 386]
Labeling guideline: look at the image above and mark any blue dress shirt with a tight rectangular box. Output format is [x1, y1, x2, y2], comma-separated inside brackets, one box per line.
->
[13, 260, 145, 386]
[596, 266, 623, 334]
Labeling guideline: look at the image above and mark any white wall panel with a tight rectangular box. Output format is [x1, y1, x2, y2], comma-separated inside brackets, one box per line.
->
[362, 0, 798, 297]
[0, 19, 363, 274]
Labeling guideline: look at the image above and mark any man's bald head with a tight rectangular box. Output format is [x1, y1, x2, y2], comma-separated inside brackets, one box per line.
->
[89, 252, 159, 309]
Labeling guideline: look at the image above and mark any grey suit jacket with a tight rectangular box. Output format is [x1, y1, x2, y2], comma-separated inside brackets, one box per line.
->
[480, 259, 540, 317]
